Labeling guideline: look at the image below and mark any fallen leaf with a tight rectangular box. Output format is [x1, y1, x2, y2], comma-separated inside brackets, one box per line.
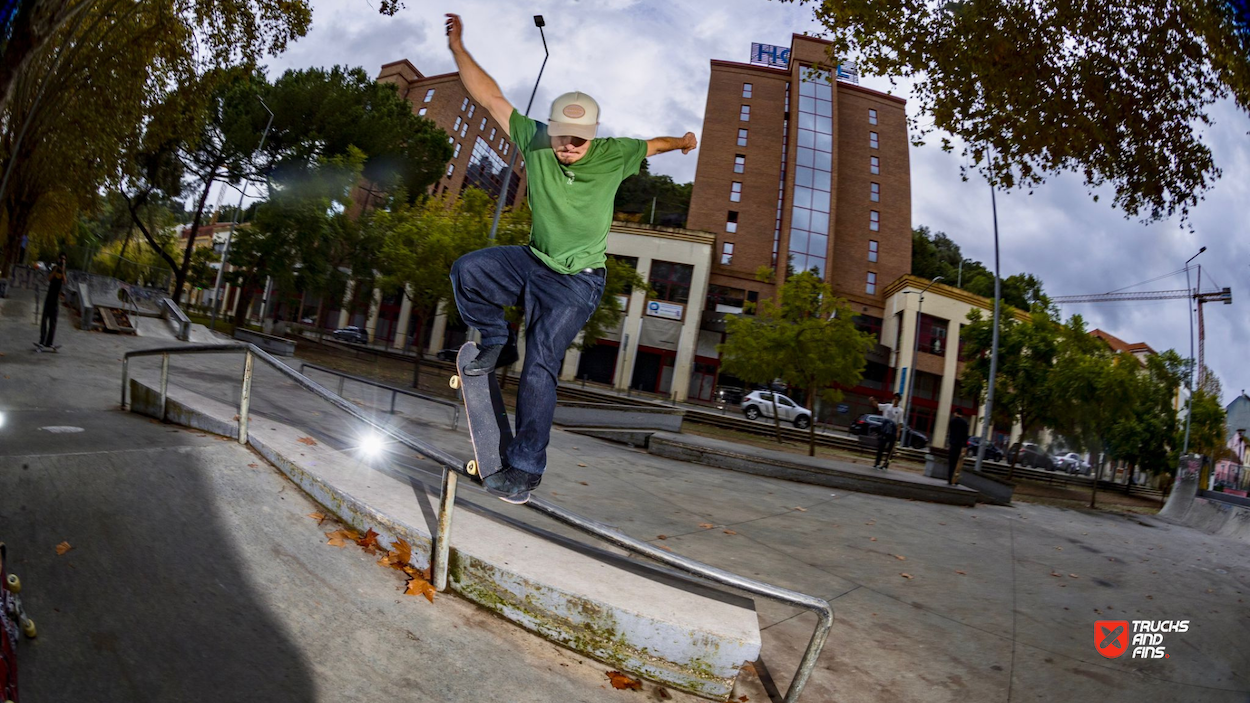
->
[740, 662, 757, 675]
[657, 535, 667, 540]
[870, 537, 877, 541]
[356, 528, 380, 551]
[606, 671, 642, 691]
[1050, 571, 1062, 577]
[387, 538, 413, 568]
[404, 575, 437, 603]
[892, 554, 906, 561]
[657, 545, 672, 552]
[577, 463, 588, 467]
[939, 522, 946, 525]
[307, 512, 327, 523]
[247, 463, 258, 468]
[793, 507, 807, 512]
[55, 541, 73, 556]
[579, 481, 589, 486]
[1069, 574, 1079, 579]
[1055, 547, 1063, 551]
[1146, 595, 1153, 600]
[900, 573, 913, 579]
[723, 530, 737, 535]
[699, 523, 715, 529]
[739, 696, 749, 702]
[325, 529, 359, 548]
[297, 436, 318, 446]
[955, 570, 966, 575]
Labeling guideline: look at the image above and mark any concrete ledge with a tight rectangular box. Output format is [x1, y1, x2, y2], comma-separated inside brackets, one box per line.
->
[554, 402, 684, 432]
[233, 328, 296, 356]
[566, 428, 655, 448]
[127, 378, 761, 700]
[649, 433, 978, 507]
[957, 469, 1015, 505]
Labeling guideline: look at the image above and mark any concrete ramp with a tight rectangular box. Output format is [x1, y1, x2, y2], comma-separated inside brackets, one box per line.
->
[126, 377, 763, 700]
[1158, 459, 1250, 543]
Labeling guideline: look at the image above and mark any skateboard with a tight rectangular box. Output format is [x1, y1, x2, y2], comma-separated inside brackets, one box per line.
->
[1, 542, 36, 703]
[450, 342, 513, 483]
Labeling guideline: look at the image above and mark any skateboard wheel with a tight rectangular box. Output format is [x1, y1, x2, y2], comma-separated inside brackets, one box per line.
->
[466, 460, 478, 476]
[4, 573, 18, 594]
[21, 617, 35, 639]
[449, 375, 461, 390]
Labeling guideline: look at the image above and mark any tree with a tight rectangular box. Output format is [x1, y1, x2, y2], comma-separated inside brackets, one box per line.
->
[798, 0, 1250, 223]
[576, 256, 649, 351]
[613, 159, 693, 227]
[720, 271, 875, 455]
[912, 226, 1049, 310]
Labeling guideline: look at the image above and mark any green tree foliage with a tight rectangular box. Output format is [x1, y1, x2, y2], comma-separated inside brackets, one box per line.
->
[578, 257, 649, 352]
[613, 159, 692, 227]
[912, 226, 1048, 310]
[796, 0, 1250, 222]
[720, 271, 875, 455]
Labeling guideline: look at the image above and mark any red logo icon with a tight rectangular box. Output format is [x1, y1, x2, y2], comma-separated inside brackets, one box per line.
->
[1095, 620, 1129, 658]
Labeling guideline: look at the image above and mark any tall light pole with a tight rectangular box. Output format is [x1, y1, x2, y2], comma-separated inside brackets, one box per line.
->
[973, 164, 1003, 475]
[957, 257, 971, 289]
[211, 97, 274, 332]
[903, 276, 943, 442]
[487, 15, 548, 242]
[1181, 246, 1207, 455]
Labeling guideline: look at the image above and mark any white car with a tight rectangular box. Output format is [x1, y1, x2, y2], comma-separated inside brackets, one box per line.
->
[741, 391, 812, 429]
[1058, 452, 1091, 475]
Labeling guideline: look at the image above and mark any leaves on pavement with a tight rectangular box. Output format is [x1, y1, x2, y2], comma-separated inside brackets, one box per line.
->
[892, 554, 906, 561]
[356, 528, 380, 552]
[307, 512, 327, 523]
[55, 541, 73, 556]
[699, 523, 715, 529]
[723, 530, 737, 535]
[656, 535, 667, 540]
[606, 671, 642, 690]
[955, 570, 967, 575]
[297, 436, 318, 446]
[793, 507, 807, 512]
[404, 573, 437, 603]
[326, 529, 360, 548]
[900, 573, 913, 579]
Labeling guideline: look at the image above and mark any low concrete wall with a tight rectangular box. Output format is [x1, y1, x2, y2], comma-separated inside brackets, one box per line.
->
[957, 469, 1014, 506]
[233, 328, 295, 356]
[554, 401, 684, 432]
[648, 434, 978, 507]
[566, 428, 655, 448]
[128, 377, 761, 700]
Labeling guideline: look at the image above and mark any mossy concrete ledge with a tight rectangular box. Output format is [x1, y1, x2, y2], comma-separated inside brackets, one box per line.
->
[128, 378, 762, 700]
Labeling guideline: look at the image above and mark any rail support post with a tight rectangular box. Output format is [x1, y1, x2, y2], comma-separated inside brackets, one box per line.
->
[239, 350, 254, 444]
[159, 353, 170, 420]
[432, 468, 458, 591]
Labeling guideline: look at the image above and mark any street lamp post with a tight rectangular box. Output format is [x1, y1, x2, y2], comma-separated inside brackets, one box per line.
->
[957, 257, 971, 289]
[487, 15, 548, 242]
[903, 276, 943, 443]
[1181, 246, 1207, 455]
[210, 97, 274, 332]
[973, 168, 1003, 475]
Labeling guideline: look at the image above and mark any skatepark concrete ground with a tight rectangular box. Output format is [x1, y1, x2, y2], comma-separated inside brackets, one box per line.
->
[2, 288, 1249, 703]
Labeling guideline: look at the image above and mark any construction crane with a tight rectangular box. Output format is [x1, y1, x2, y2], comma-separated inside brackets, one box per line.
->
[1052, 277, 1232, 385]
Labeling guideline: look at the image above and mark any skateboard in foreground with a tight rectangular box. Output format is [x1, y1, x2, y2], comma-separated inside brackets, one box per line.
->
[451, 341, 514, 484]
[1, 542, 36, 703]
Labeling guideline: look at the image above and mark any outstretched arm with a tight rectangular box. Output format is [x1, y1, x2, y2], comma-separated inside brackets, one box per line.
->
[646, 132, 698, 157]
[445, 13, 517, 138]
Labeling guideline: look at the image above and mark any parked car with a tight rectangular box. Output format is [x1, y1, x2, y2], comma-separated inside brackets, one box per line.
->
[849, 414, 928, 449]
[1057, 452, 1091, 475]
[966, 436, 1004, 461]
[715, 386, 745, 407]
[741, 391, 812, 429]
[331, 326, 368, 344]
[1008, 442, 1055, 470]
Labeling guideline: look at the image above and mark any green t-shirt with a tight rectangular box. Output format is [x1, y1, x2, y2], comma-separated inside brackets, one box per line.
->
[510, 109, 647, 274]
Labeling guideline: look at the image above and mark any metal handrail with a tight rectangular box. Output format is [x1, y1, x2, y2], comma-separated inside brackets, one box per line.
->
[298, 362, 459, 430]
[120, 343, 833, 702]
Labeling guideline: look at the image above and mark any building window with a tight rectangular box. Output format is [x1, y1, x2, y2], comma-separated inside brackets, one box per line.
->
[919, 314, 949, 355]
[460, 124, 468, 138]
[788, 69, 835, 279]
[726, 211, 738, 233]
[479, 117, 487, 131]
[503, 142, 509, 155]
[868, 239, 879, 263]
[866, 271, 877, 295]
[740, 104, 750, 121]
[869, 131, 879, 149]
[423, 88, 435, 103]
[448, 136, 454, 144]
[648, 260, 694, 304]
[721, 242, 734, 265]
[446, 163, 454, 176]
[870, 182, 880, 202]
[453, 142, 461, 158]
[870, 156, 880, 174]
[417, 107, 427, 116]
[868, 108, 877, 125]
[730, 181, 742, 202]
[467, 104, 475, 118]
[461, 97, 469, 111]
[489, 128, 496, 140]
[742, 82, 753, 98]
[870, 210, 880, 231]
[737, 128, 748, 147]
[454, 116, 462, 129]
[734, 154, 745, 173]
[462, 136, 522, 208]
[854, 314, 883, 343]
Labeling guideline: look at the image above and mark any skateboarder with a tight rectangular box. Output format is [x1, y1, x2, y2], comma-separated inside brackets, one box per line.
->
[873, 393, 904, 470]
[444, 13, 697, 501]
[947, 408, 970, 485]
[37, 253, 67, 351]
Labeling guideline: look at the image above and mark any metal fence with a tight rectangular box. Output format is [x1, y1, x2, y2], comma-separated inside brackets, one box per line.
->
[120, 343, 833, 703]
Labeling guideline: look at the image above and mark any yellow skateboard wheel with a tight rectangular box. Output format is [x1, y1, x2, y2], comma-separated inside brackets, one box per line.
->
[22, 617, 36, 638]
[466, 460, 478, 476]
[5, 573, 19, 594]
[449, 375, 461, 390]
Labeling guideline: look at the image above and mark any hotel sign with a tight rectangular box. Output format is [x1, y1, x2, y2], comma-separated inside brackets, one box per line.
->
[750, 43, 790, 68]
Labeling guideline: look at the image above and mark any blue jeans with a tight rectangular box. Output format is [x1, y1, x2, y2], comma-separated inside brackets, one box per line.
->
[450, 246, 605, 475]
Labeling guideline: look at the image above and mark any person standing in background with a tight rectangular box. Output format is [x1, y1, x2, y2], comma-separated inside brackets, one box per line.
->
[37, 252, 67, 351]
[947, 408, 970, 485]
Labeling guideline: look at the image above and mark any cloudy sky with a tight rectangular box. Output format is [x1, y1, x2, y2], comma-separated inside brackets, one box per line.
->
[260, 0, 1249, 405]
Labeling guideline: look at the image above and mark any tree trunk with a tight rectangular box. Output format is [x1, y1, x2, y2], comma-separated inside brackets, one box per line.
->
[112, 227, 133, 279]
[124, 192, 180, 274]
[173, 167, 222, 305]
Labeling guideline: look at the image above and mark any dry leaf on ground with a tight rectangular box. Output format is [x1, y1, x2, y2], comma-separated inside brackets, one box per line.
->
[656, 535, 667, 540]
[325, 529, 359, 548]
[297, 436, 318, 446]
[577, 463, 588, 467]
[723, 530, 737, 535]
[307, 512, 327, 523]
[870, 537, 877, 541]
[892, 554, 906, 561]
[55, 541, 73, 556]
[356, 528, 380, 551]
[955, 570, 966, 575]
[740, 696, 750, 702]
[247, 463, 258, 468]
[606, 671, 642, 690]
[793, 507, 807, 512]
[404, 575, 437, 603]
[579, 481, 589, 486]
[1069, 574, 1080, 579]
[1050, 571, 1062, 577]
[699, 523, 715, 529]
[657, 545, 672, 552]
[900, 573, 913, 579]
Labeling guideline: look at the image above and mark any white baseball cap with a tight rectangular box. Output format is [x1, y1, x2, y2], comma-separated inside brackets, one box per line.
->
[548, 91, 599, 140]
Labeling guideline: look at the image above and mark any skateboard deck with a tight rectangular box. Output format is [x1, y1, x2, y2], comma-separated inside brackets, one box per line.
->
[451, 342, 513, 483]
[1, 542, 35, 703]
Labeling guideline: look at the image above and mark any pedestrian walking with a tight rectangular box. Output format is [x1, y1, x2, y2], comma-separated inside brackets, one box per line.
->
[947, 408, 970, 485]
[874, 393, 904, 470]
[36, 253, 67, 352]
[444, 13, 698, 502]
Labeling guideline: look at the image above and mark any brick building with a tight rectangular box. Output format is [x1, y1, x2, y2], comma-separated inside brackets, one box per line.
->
[685, 34, 912, 409]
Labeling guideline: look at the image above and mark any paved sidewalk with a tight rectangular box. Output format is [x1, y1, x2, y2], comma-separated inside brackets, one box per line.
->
[3, 287, 1249, 702]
